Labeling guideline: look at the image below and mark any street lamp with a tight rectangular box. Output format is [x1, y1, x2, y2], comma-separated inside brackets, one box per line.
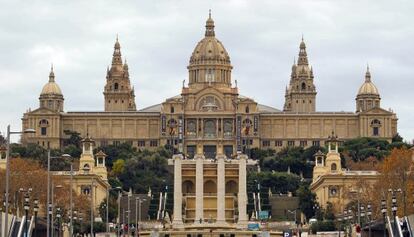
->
[33, 198, 39, 237]
[381, 198, 387, 237]
[136, 197, 147, 234]
[367, 202, 372, 237]
[3, 125, 35, 237]
[389, 188, 401, 235]
[79, 212, 83, 236]
[23, 192, 30, 237]
[106, 186, 122, 234]
[73, 210, 77, 236]
[56, 207, 61, 237]
[51, 183, 63, 237]
[47, 152, 71, 237]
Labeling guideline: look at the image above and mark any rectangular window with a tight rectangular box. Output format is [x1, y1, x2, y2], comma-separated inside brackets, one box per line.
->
[287, 140, 295, 147]
[150, 140, 158, 147]
[262, 140, 270, 147]
[312, 140, 320, 147]
[275, 140, 283, 147]
[41, 127, 47, 136]
[113, 140, 120, 146]
[138, 140, 145, 147]
[125, 140, 133, 146]
[300, 140, 307, 147]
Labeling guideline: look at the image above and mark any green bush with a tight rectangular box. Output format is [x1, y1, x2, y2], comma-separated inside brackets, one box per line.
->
[311, 220, 336, 234]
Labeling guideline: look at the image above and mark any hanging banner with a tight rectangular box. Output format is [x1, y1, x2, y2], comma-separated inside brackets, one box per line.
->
[161, 115, 166, 134]
[236, 115, 242, 152]
[178, 116, 183, 153]
[254, 115, 259, 135]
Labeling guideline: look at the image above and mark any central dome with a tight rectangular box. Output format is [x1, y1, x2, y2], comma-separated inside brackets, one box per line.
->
[189, 13, 231, 66]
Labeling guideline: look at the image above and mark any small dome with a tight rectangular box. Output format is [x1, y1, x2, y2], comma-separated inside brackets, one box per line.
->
[41, 82, 63, 95]
[41, 66, 63, 95]
[357, 66, 379, 95]
[358, 82, 379, 95]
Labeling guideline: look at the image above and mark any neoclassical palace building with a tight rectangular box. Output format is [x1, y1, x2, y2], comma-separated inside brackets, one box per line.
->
[22, 14, 398, 158]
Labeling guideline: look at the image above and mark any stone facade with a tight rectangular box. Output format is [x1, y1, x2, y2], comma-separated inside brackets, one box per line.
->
[52, 136, 110, 210]
[169, 152, 256, 229]
[21, 13, 398, 156]
[310, 133, 379, 213]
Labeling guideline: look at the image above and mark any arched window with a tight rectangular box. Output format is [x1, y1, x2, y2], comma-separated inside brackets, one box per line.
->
[114, 83, 119, 90]
[301, 82, 306, 90]
[182, 180, 195, 194]
[331, 163, 337, 171]
[371, 119, 381, 136]
[204, 119, 216, 138]
[245, 106, 249, 113]
[204, 180, 217, 194]
[225, 180, 238, 194]
[170, 106, 174, 113]
[39, 119, 49, 136]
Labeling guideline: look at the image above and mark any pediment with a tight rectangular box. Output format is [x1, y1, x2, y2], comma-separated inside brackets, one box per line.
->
[360, 107, 393, 115]
[27, 107, 60, 115]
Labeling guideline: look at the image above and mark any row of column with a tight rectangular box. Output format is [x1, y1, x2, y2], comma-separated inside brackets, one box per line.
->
[172, 154, 248, 228]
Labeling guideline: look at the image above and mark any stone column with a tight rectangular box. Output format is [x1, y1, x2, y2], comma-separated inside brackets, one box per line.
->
[195, 154, 204, 223]
[237, 154, 248, 228]
[172, 154, 184, 228]
[216, 154, 226, 224]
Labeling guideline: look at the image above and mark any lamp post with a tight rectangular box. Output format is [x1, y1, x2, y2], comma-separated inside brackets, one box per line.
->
[136, 197, 146, 235]
[367, 202, 372, 237]
[381, 198, 387, 237]
[105, 186, 122, 234]
[127, 194, 131, 236]
[56, 207, 61, 237]
[47, 151, 71, 237]
[389, 188, 401, 236]
[79, 212, 83, 237]
[90, 178, 95, 237]
[73, 210, 77, 237]
[3, 125, 35, 237]
[51, 182, 63, 237]
[33, 198, 39, 237]
[117, 190, 122, 237]
[23, 192, 30, 237]
[360, 204, 365, 227]
[347, 209, 353, 237]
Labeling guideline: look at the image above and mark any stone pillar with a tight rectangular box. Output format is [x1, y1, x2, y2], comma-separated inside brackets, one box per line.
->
[172, 154, 184, 228]
[216, 154, 226, 224]
[237, 154, 248, 228]
[195, 154, 204, 223]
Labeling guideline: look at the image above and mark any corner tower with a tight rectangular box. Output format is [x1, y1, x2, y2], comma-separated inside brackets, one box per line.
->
[187, 11, 233, 90]
[103, 37, 136, 111]
[283, 37, 317, 112]
[356, 66, 381, 112]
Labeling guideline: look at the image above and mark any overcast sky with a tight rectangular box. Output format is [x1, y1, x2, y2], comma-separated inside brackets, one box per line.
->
[1, 0, 413, 142]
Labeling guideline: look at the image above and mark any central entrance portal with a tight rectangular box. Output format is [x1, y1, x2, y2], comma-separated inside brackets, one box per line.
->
[203, 145, 216, 159]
